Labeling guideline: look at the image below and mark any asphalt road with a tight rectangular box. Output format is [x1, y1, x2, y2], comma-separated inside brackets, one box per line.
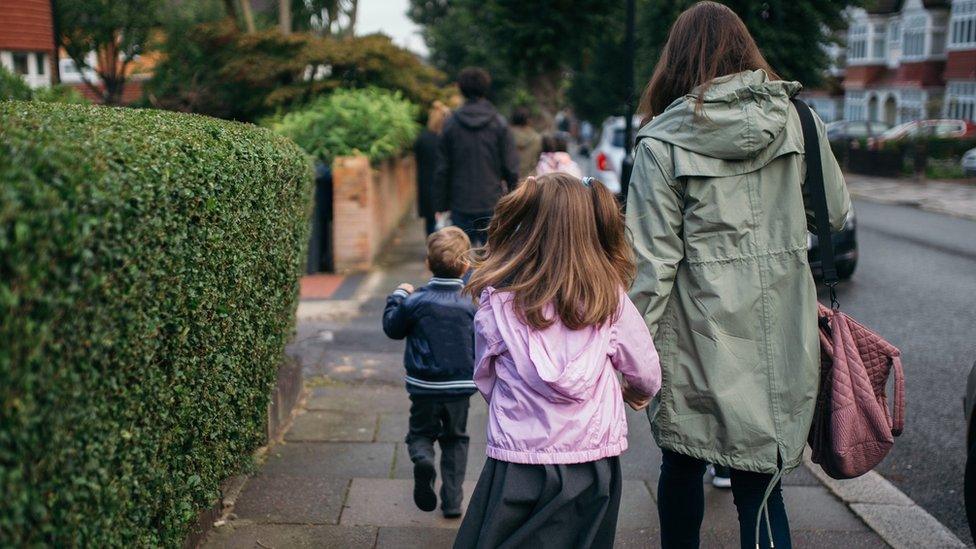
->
[825, 199, 976, 545]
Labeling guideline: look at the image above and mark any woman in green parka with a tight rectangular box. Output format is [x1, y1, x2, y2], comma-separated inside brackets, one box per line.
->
[625, 3, 851, 549]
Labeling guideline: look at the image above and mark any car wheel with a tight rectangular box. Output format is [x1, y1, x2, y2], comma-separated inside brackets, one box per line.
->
[967, 433, 976, 542]
[837, 259, 857, 280]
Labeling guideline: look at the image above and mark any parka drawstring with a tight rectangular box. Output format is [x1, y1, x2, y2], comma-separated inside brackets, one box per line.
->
[754, 462, 785, 549]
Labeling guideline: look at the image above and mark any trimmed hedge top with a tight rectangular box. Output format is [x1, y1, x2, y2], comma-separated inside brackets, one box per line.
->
[0, 102, 312, 546]
[268, 87, 421, 163]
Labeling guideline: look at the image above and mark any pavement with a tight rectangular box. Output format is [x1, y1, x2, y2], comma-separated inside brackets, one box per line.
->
[195, 217, 971, 549]
[846, 174, 976, 222]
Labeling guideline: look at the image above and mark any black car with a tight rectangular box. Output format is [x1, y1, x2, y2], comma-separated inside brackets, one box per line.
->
[808, 209, 858, 279]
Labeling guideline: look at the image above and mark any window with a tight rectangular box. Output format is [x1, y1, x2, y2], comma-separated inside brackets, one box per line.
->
[12, 53, 29, 75]
[903, 15, 928, 58]
[872, 23, 887, 58]
[946, 81, 976, 121]
[35, 53, 46, 76]
[845, 91, 867, 121]
[889, 20, 901, 45]
[898, 89, 926, 122]
[849, 23, 869, 61]
[950, 0, 976, 47]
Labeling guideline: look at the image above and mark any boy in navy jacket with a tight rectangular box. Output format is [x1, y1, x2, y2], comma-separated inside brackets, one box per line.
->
[382, 226, 476, 517]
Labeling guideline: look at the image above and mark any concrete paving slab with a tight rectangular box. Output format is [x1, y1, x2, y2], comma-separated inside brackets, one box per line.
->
[377, 408, 488, 444]
[285, 410, 378, 443]
[617, 481, 659, 530]
[374, 527, 459, 549]
[306, 385, 410, 414]
[806, 468, 914, 505]
[201, 522, 377, 548]
[784, 486, 871, 532]
[340, 478, 477, 529]
[781, 465, 821, 486]
[792, 530, 888, 548]
[303, 350, 405, 384]
[849, 503, 967, 548]
[232, 476, 349, 525]
[260, 442, 395, 479]
[614, 527, 661, 548]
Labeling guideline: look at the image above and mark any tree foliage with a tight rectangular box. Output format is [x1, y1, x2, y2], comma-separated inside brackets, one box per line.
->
[54, 0, 164, 104]
[413, 0, 854, 124]
[146, 22, 446, 122]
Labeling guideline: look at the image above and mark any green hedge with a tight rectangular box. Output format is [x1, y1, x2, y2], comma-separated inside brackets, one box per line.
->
[268, 87, 420, 163]
[0, 101, 312, 546]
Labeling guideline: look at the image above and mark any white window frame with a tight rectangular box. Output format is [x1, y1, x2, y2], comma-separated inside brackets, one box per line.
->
[945, 80, 976, 120]
[845, 90, 868, 121]
[949, 0, 976, 49]
[902, 14, 929, 59]
[848, 23, 870, 62]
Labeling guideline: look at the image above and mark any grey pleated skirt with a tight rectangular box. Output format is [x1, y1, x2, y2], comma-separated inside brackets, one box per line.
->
[453, 456, 622, 549]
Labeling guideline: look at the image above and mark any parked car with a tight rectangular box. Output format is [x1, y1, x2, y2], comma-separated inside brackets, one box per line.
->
[871, 119, 976, 148]
[808, 209, 858, 280]
[825, 120, 891, 144]
[962, 148, 976, 177]
[589, 116, 640, 195]
[964, 360, 976, 541]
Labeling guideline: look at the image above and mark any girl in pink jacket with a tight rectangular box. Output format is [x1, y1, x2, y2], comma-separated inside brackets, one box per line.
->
[455, 173, 661, 548]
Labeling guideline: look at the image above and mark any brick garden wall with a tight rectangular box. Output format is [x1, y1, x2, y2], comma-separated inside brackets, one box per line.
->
[332, 154, 417, 271]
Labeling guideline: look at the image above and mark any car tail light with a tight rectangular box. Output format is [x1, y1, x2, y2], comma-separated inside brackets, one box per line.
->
[596, 152, 608, 172]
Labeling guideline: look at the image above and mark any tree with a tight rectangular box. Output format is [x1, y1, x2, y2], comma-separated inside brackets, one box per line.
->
[413, 0, 855, 124]
[55, 0, 163, 104]
[410, 0, 610, 121]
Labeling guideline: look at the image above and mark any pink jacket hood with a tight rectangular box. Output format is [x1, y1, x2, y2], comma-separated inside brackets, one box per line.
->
[474, 287, 661, 464]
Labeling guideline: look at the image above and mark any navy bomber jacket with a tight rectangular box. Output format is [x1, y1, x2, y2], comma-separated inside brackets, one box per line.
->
[382, 277, 478, 398]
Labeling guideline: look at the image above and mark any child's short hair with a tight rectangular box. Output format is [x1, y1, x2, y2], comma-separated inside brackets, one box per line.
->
[426, 226, 471, 278]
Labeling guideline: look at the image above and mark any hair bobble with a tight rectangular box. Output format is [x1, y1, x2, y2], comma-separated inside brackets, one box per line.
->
[581, 176, 594, 188]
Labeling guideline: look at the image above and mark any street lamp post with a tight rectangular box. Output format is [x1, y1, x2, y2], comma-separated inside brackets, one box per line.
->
[620, 0, 636, 209]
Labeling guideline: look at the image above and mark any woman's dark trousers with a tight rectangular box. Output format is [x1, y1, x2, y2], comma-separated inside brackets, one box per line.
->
[657, 449, 791, 549]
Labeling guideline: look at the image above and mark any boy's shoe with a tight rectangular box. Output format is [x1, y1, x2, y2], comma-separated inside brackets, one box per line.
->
[709, 464, 732, 489]
[413, 459, 438, 512]
[442, 508, 462, 519]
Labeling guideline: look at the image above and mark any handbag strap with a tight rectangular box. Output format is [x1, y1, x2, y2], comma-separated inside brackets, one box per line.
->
[791, 98, 839, 308]
[891, 354, 905, 436]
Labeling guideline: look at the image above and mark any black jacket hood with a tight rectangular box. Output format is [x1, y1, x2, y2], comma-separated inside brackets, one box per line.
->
[454, 98, 500, 130]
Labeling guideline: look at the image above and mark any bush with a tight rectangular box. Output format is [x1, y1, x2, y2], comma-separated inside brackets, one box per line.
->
[0, 101, 312, 546]
[0, 65, 90, 104]
[269, 87, 421, 163]
[147, 22, 448, 122]
[0, 66, 33, 100]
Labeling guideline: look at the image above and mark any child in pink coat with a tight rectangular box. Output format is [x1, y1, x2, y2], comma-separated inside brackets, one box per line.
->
[454, 173, 661, 548]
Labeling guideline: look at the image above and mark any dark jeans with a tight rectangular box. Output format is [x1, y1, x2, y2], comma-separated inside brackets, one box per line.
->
[658, 450, 791, 549]
[451, 210, 493, 247]
[407, 395, 470, 512]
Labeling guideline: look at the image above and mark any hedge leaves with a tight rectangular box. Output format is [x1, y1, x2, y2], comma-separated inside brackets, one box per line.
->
[0, 102, 312, 546]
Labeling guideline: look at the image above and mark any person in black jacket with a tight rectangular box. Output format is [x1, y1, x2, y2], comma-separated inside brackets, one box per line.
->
[382, 226, 477, 518]
[434, 67, 519, 247]
[414, 101, 450, 235]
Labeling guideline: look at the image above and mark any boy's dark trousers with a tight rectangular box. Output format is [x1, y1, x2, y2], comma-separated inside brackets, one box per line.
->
[406, 395, 471, 512]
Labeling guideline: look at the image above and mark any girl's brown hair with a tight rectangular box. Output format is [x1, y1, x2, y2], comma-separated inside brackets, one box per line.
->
[638, 1, 778, 122]
[466, 174, 634, 330]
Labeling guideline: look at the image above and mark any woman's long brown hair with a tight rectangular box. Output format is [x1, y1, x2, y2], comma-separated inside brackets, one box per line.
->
[639, 1, 778, 123]
[466, 173, 634, 330]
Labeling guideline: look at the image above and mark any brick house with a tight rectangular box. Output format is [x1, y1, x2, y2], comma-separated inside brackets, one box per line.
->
[0, 0, 55, 88]
[840, 0, 976, 124]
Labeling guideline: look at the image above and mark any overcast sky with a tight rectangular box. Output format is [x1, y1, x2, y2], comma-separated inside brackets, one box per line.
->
[357, 0, 429, 57]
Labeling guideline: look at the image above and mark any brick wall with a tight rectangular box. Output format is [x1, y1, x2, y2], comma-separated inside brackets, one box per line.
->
[946, 50, 976, 80]
[332, 154, 417, 271]
[0, 0, 54, 53]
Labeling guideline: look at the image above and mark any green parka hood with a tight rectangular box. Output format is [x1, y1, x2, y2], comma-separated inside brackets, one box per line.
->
[638, 70, 804, 176]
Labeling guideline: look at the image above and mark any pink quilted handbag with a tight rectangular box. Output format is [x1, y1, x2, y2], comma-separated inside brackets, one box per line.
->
[808, 305, 905, 479]
[794, 99, 906, 479]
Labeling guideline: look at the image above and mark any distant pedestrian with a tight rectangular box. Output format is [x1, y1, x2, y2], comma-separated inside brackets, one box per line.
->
[434, 67, 519, 247]
[627, 3, 852, 548]
[415, 101, 451, 235]
[509, 106, 542, 180]
[455, 173, 662, 548]
[534, 133, 583, 178]
[382, 227, 477, 518]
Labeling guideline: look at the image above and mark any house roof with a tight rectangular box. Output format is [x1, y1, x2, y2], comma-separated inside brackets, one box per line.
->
[864, 0, 949, 15]
[0, 0, 54, 53]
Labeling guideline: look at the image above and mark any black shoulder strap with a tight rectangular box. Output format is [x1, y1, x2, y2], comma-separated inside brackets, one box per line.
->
[791, 99, 839, 294]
